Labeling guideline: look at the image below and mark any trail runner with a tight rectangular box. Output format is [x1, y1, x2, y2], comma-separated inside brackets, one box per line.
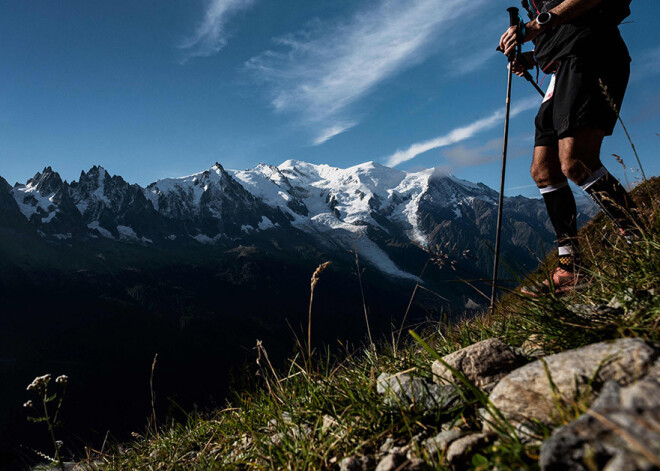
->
[499, 0, 639, 295]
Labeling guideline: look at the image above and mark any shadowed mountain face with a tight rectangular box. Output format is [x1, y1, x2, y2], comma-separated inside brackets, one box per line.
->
[0, 161, 595, 468]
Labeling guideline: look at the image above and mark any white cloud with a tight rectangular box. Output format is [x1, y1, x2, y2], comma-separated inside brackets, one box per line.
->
[247, 0, 485, 145]
[384, 96, 540, 167]
[313, 122, 356, 145]
[179, 0, 256, 62]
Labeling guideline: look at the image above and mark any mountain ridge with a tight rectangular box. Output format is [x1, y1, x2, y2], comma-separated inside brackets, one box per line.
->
[0, 160, 576, 279]
[3, 160, 597, 282]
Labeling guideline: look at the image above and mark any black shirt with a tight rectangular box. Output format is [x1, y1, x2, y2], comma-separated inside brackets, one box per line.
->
[523, 0, 630, 72]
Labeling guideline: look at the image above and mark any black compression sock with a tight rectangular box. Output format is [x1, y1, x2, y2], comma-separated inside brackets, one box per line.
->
[579, 167, 639, 232]
[557, 245, 580, 272]
[540, 181, 580, 265]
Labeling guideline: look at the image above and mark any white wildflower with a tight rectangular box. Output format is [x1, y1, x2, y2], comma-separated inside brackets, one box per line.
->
[27, 374, 51, 392]
[55, 375, 68, 385]
[23, 400, 34, 409]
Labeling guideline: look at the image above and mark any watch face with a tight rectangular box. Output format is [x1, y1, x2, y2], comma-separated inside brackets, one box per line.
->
[537, 12, 551, 25]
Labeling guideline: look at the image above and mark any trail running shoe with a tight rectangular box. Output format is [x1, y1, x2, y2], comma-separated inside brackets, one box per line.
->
[520, 267, 588, 297]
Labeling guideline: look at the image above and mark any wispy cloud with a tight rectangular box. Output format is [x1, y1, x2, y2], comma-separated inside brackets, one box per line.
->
[247, 0, 485, 145]
[384, 96, 540, 167]
[442, 138, 502, 167]
[631, 44, 660, 80]
[446, 47, 498, 77]
[313, 122, 356, 145]
[179, 0, 256, 62]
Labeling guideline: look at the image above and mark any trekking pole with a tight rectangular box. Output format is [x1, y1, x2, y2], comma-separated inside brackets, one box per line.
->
[490, 7, 520, 313]
[519, 63, 545, 97]
[495, 32, 545, 98]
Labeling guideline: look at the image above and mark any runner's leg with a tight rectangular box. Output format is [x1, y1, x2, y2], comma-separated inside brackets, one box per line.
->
[558, 127, 638, 233]
[532, 146, 579, 270]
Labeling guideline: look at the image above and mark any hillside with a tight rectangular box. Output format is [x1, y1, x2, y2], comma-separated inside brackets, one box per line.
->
[28, 177, 653, 470]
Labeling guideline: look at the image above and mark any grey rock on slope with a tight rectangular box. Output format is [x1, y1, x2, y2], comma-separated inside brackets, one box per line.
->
[486, 338, 659, 434]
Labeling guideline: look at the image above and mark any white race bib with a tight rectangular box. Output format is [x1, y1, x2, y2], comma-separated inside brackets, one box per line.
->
[543, 74, 556, 103]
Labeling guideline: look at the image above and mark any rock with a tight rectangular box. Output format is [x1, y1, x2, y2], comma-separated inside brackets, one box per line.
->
[374, 451, 406, 471]
[431, 338, 520, 390]
[539, 407, 660, 471]
[377, 438, 414, 460]
[567, 303, 623, 319]
[445, 433, 493, 467]
[377, 372, 458, 411]
[378, 437, 396, 456]
[608, 295, 623, 310]
[486, 338, 659, 432]
[620, 376, 660, 410]
[591, 380, 622, 411]
[541, 367, 660, 470]
[339, 454, 374, 471]
[422, 429, 464, 457]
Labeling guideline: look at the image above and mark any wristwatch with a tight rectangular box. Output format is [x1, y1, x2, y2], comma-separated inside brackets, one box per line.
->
[536, 11, 553, 27]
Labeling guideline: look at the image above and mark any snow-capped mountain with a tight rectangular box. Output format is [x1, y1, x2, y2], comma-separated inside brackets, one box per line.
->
[2, 160, 580, 280]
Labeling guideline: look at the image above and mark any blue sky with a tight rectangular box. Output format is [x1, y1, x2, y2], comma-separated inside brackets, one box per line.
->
[1, 0, 659, 197]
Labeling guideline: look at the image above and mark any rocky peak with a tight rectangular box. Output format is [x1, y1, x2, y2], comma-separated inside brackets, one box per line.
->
[77, 165, 107, 183]
[72, 166, 109, 194]
[0, 175, 11, 193]
[424, 173, 497, 206]
[25, 167, 65, 195]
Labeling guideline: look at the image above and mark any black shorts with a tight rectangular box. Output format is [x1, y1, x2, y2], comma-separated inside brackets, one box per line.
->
[534, 53, 630, 148]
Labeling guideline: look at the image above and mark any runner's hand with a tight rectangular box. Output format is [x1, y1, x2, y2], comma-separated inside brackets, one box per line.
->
[499, 25, 519, 56]
[509, 52, 536, 76]
[499, 22, 542, 56]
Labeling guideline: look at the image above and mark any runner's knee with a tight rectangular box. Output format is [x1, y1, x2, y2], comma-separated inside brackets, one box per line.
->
[560, 159, 590, 184]
[531, 147, 563, 187]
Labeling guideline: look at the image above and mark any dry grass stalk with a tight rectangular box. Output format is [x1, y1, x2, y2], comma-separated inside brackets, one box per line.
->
[354, 247, 375, 356]
[308, 261, 331, 367]
[255, 339, 284, 404]
[599, 78, 654, 212]
[150, 353, 159, 438]
[393, 260, 429, 357]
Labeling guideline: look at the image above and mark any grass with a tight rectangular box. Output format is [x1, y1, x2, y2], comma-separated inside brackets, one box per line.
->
[68, 178, 660, 470]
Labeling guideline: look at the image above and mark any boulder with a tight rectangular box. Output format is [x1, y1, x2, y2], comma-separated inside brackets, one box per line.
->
[431, 338, 520, 390]
[445, 433, 494, 467]
[540, 407, 660, 470]
[377, 372, 458, 411]
[486, 338, 659, 432]
[619, 359, 660, 410]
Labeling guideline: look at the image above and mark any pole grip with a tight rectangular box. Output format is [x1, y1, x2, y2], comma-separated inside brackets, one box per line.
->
[495, 7, 521, 53]
[507, 7, 521, 61]
[507, 7, 519, 26]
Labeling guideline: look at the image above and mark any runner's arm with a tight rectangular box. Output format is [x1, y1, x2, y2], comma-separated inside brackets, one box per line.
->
[499, 0, 605, 56]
